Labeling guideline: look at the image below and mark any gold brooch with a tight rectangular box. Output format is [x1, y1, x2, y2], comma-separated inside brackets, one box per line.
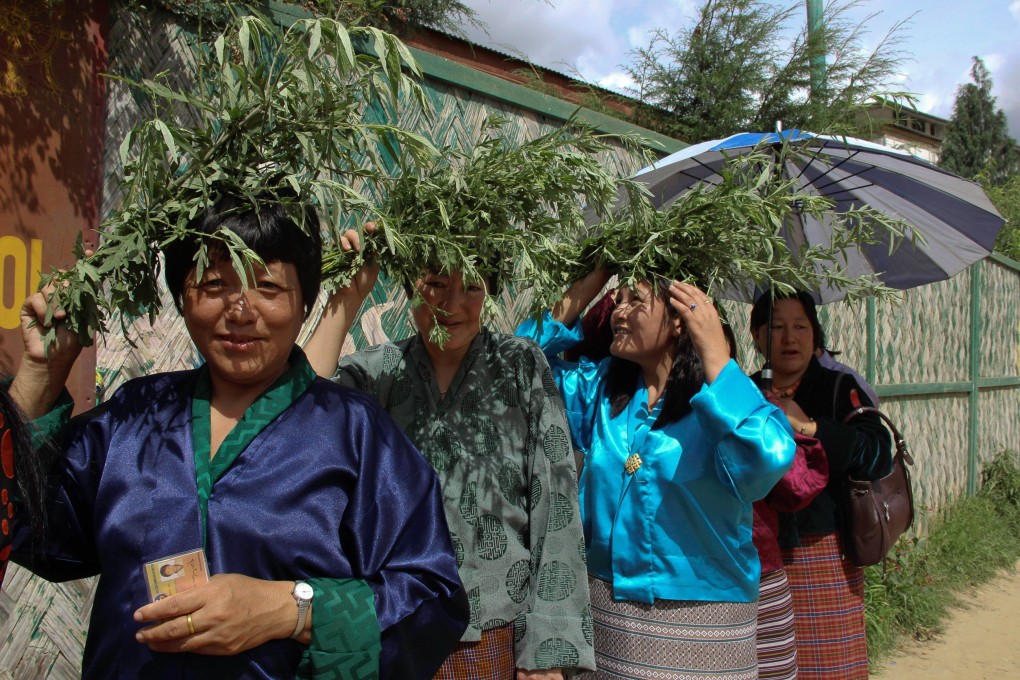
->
[624, 453, 642, 475]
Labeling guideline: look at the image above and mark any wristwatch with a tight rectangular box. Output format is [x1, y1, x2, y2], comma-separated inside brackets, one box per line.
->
[290, 581, 314, 639]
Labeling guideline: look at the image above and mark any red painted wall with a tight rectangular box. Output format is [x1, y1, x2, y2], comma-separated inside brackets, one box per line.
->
[0, 0, 109, 413]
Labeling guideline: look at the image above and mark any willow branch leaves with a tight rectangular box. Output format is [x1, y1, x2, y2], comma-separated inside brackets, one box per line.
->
[584, 138, 918, 304]
[321, 115, 654, 330]
[43, 13, 432, 349]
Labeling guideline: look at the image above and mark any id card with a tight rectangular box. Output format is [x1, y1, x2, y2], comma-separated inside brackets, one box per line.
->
[143, 549, 210, 602]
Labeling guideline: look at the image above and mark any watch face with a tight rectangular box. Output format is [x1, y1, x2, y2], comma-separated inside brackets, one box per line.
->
[294, 582, 314, 601]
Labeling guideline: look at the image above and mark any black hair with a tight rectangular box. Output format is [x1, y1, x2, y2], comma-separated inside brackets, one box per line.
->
[163, 193, 322, 317]
[605, 278, 706, 429]
[1, 379, 48, 538]
[749, 289, 825, 351]
[721, 323, 739, 362]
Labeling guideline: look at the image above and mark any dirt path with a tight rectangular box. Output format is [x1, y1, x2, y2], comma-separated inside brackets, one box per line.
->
[872, 563, 1020, 679]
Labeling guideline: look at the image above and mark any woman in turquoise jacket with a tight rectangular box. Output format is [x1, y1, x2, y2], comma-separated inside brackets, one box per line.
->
[518, 272, 795, 680]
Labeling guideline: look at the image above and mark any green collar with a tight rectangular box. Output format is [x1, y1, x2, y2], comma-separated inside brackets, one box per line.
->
[191, 346, 316, 545]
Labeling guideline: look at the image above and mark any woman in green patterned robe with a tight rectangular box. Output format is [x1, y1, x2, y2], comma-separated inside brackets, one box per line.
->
[306, 230, 595, 680]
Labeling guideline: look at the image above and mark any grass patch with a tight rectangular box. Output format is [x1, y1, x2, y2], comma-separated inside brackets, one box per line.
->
[865, 450, 1020, 667]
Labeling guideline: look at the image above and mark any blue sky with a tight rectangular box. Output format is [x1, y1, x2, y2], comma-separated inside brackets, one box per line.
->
[457, 0, 1020, 139]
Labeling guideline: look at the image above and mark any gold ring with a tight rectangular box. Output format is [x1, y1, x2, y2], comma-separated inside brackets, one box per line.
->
[186, 613, 195, 635]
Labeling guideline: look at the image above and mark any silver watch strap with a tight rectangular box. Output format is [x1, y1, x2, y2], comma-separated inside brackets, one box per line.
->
[290, 584, 312, 639]
[290, 600, 309, 639]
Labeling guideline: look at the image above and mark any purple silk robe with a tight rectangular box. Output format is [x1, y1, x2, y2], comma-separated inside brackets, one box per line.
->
[12, 370, 467, 679]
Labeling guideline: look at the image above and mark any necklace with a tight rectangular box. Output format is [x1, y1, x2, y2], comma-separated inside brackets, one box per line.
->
[770, 378, 801, 400]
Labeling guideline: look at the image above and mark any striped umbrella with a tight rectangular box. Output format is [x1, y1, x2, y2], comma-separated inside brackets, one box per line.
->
[635, 130, 1006, 302]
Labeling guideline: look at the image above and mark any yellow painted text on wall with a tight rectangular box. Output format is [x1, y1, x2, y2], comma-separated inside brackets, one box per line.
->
[0, 237, 43, 329]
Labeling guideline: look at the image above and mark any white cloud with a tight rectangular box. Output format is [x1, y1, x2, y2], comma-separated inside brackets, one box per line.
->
[459, 0, 698, 84]
[596, 71, 635, 95]
[982, 53, 1005, 72]
[1010, 1, 1020, 23]
[991, 53, 1020, 139]
[460, 0, 619, 79]
[916, 93, 946, 117]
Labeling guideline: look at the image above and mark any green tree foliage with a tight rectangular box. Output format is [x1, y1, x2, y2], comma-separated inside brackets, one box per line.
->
[941, 58, 1020, 260]
[981, 172, 1020, 261]
[624, 0, 912, 143]
[354, 125, 912, 346]
[940, 57, 1020, 185]
[42, 2, 914, 353]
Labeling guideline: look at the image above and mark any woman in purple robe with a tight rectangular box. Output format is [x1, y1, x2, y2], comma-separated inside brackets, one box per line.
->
[8, 194, 469, 679]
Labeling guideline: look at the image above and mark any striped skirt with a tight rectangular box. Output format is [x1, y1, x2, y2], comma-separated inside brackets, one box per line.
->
[757, 568, 798, 679]
[588, 576, 758, 680]
[433, 623, 515, 680]
[782, 532, 868, 679]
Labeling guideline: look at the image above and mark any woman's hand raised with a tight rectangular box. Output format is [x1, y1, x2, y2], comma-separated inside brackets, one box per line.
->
[773, 396, 817, 437]
[337, 223, 380, 307]
[667, 282, 730, 384]
[304, 223, 379, 378]
[10, 285, 85, 419]
[551, 269, 611, 325]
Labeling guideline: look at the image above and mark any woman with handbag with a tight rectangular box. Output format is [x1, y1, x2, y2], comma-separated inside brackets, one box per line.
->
[749, 291, 892, 680]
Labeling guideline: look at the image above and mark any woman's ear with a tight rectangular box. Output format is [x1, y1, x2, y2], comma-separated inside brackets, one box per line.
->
[670, 314, 684, 338]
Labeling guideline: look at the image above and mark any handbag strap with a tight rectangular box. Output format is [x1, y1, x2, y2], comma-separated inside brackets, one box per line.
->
[842, 406, 914, 466]
[831, 371, 846, 420]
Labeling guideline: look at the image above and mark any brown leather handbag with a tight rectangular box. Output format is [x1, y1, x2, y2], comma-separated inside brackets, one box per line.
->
[840, 406, 915, 568]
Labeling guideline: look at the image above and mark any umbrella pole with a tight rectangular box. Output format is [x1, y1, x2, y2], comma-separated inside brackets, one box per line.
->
[761, 297, 773, 392]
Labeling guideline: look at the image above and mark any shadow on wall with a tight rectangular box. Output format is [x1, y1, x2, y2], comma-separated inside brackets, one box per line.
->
[0, 0, 106, 225]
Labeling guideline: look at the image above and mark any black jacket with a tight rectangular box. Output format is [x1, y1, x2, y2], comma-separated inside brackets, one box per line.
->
[754, 356, 893, 546]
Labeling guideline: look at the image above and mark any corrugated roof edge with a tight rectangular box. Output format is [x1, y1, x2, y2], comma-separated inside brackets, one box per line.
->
[266, 1, 686, 155]
[409, 48, 682, 154]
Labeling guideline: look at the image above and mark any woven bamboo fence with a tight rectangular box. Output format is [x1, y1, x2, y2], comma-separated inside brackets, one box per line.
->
[725, 258, 1020, 527]
[2, 1, 1019, 675]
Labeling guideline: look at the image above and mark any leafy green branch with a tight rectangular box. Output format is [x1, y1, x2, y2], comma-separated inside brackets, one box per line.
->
[327, 115, 654, 344]
[584, 137, 917, 303]
[42, 12, 433, 348]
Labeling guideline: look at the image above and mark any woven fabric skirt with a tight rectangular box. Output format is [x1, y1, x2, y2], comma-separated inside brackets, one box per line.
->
[757, 568, 798, 679]
[433, 623, 515, 680]
[782, 532, 868, 679]
[587, 576, 758, 680]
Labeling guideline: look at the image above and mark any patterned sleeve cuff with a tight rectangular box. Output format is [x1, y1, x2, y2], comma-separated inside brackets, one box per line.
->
[298, 578, 381, 680]
[29, 388, 74, 451]
[515, 612, 597, 673]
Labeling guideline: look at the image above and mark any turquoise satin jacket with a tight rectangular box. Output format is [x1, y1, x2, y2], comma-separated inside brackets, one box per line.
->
[518, 314, 795, 604]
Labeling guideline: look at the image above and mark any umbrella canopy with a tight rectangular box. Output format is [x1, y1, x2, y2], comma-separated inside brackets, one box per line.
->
[634, 130, 1006, 302]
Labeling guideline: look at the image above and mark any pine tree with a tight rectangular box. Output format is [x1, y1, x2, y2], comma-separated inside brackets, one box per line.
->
[940, 57, 1019, 185]
[981, 172, 1020, 260]
[623, 0, 911, 143]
